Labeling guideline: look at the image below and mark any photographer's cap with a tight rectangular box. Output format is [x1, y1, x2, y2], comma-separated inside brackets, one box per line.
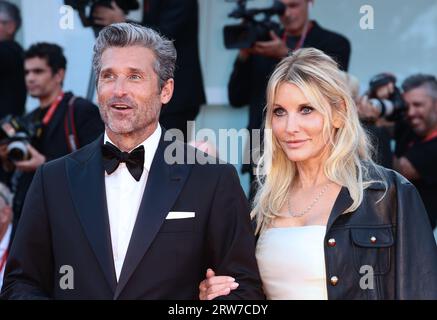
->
[369, 73, 396, 89]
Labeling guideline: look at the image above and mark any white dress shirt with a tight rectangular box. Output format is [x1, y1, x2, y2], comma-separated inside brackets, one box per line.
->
[104, 125, 161, 281]
[0, 223, 12, 289]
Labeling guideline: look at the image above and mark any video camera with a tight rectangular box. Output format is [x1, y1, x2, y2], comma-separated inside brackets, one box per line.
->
[223, 0, 285, 49]
[367, 73, 407, 121]
[0, 116, 40, 162]
[64, 0, 139, 34]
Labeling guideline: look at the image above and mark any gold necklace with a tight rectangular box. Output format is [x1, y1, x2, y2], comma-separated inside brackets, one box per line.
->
[287, 182, 332, 217]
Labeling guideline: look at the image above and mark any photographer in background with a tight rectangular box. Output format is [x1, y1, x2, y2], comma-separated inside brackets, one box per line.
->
[0, 43, 104, 231]
[228, 0, 351, 200]
[0, 1, 25, 118]
[393, 74, 437, 230]
[91, 0, 205, 140]
[356, 73, 407, 169]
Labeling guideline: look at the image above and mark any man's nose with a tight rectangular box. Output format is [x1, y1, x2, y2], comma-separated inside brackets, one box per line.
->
[113, 78, 127, 97]
[407, 106, 417, 118]
[25, 75, 35, 85]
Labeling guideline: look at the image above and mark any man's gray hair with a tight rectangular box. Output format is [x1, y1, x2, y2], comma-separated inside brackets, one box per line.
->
[402, 74, 437, 100]
[93, 22, 177, 90]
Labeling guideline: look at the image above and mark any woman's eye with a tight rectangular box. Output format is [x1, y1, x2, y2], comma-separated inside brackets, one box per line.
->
[273, 107, 286, 116]
[300, 106, 314, 114]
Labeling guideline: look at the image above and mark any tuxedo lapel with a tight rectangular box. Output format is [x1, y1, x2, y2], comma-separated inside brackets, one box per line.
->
[114, 137, 191, 299]
[66, 136, 117, 292]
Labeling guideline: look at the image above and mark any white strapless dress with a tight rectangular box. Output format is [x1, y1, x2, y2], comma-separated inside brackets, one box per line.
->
[256, 226, 328, 300]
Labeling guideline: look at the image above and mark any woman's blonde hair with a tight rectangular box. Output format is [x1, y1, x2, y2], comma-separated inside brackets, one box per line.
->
[252, 48, 385, 234]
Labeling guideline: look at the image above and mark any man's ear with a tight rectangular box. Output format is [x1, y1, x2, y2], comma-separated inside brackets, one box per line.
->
[308, 0, 314, 11]
[54, 69, 66, 86]
[160, 78, 174, 105]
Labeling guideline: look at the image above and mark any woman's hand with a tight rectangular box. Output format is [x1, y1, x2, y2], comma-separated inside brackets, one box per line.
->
[198, 268, 239, 300]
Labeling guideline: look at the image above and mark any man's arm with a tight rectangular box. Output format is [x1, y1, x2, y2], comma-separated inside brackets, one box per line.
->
[144, 0, 197, 40]
[321, 34, 351, 71]
[205, 164, 264, 300]
[228, 53, 253, 108]
[393, 156, 420, 181]
[73, 99, 105, 147]
[0, 167, 54, 300]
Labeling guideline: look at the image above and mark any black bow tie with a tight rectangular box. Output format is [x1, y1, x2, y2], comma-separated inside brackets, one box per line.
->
[101, 142, 145, 181]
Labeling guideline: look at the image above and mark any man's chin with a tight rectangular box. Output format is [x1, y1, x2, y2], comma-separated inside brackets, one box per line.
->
[412, 127, 426, 137]
[28, 92, 40, 98]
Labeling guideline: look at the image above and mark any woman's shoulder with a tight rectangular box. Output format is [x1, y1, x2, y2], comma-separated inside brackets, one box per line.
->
[364, 162, 414, 191]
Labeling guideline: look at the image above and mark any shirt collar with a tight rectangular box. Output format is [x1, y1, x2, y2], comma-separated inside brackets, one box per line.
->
[103, 124, 162, 172]
[0, 224, 12, 251]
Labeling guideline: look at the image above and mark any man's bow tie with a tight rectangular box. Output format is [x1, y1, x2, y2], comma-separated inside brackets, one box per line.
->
[101, 142, 145, 181]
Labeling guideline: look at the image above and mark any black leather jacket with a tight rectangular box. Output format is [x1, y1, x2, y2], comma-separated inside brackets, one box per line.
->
[323, 166, 437, 299]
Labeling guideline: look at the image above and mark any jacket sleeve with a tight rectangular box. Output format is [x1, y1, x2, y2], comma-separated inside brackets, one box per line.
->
[144, 0, 196, 40]
[320, 34, 351, 72]
[227, 56, 253, 108]
[205, 164, 264, 300]
[0, 167, 54, 300]
[394, 173, 437, 299]
[73, 98, 105, 147]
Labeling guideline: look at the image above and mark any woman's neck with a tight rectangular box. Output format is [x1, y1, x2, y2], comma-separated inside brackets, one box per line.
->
[294, 151, 331, 190]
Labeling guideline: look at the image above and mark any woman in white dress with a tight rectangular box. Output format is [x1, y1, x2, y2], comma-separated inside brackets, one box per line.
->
[199, 48, 437, 300]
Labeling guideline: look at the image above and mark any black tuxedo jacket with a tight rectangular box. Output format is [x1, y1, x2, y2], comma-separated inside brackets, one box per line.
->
[1, 133, 263, 299]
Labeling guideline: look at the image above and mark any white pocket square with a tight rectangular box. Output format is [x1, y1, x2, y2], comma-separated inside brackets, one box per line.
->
[166, 211, 195, 219]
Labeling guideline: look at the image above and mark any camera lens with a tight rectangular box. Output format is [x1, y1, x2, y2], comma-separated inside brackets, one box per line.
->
[7, 141, 28, 162]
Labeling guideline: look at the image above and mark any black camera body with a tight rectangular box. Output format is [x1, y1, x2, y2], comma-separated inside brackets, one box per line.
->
[367, 73, 407, 121]
[224, 0, 285, 49]
[0, 116, 39, 162]
[64, 0, 139, 34]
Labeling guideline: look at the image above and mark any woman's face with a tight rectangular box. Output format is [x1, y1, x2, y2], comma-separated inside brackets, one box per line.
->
[271, 82, 331, 164]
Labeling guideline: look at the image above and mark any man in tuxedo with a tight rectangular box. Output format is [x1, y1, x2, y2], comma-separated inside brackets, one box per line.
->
[0, 23, 263, 300]
[92, 0, 206, 140]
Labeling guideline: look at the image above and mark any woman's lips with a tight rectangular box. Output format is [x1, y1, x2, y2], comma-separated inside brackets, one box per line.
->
[285, 139, 309, 149]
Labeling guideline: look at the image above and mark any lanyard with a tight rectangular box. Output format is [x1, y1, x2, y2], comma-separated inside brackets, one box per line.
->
[408, 129, 437, 148]
[282, 20, 312, 51]
[42, 92, 64, 126]
[423, 129, 437, 143]
[0, 249, 8, 272]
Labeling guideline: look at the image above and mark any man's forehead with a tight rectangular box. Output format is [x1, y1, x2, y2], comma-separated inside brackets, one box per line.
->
[24, 57, 50, 69]
[100, 46, 155, 69]
[405, 87, 431, 98]
[282, 0, 307, 5]
[101, 46, 155, 60]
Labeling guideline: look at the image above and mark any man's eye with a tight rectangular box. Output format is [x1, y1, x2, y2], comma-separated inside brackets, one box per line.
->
[101, 73, 114, 80]
[273, 107, 286, 116]
[301, 106, 314, 114]
[129, 74, 142, 80]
